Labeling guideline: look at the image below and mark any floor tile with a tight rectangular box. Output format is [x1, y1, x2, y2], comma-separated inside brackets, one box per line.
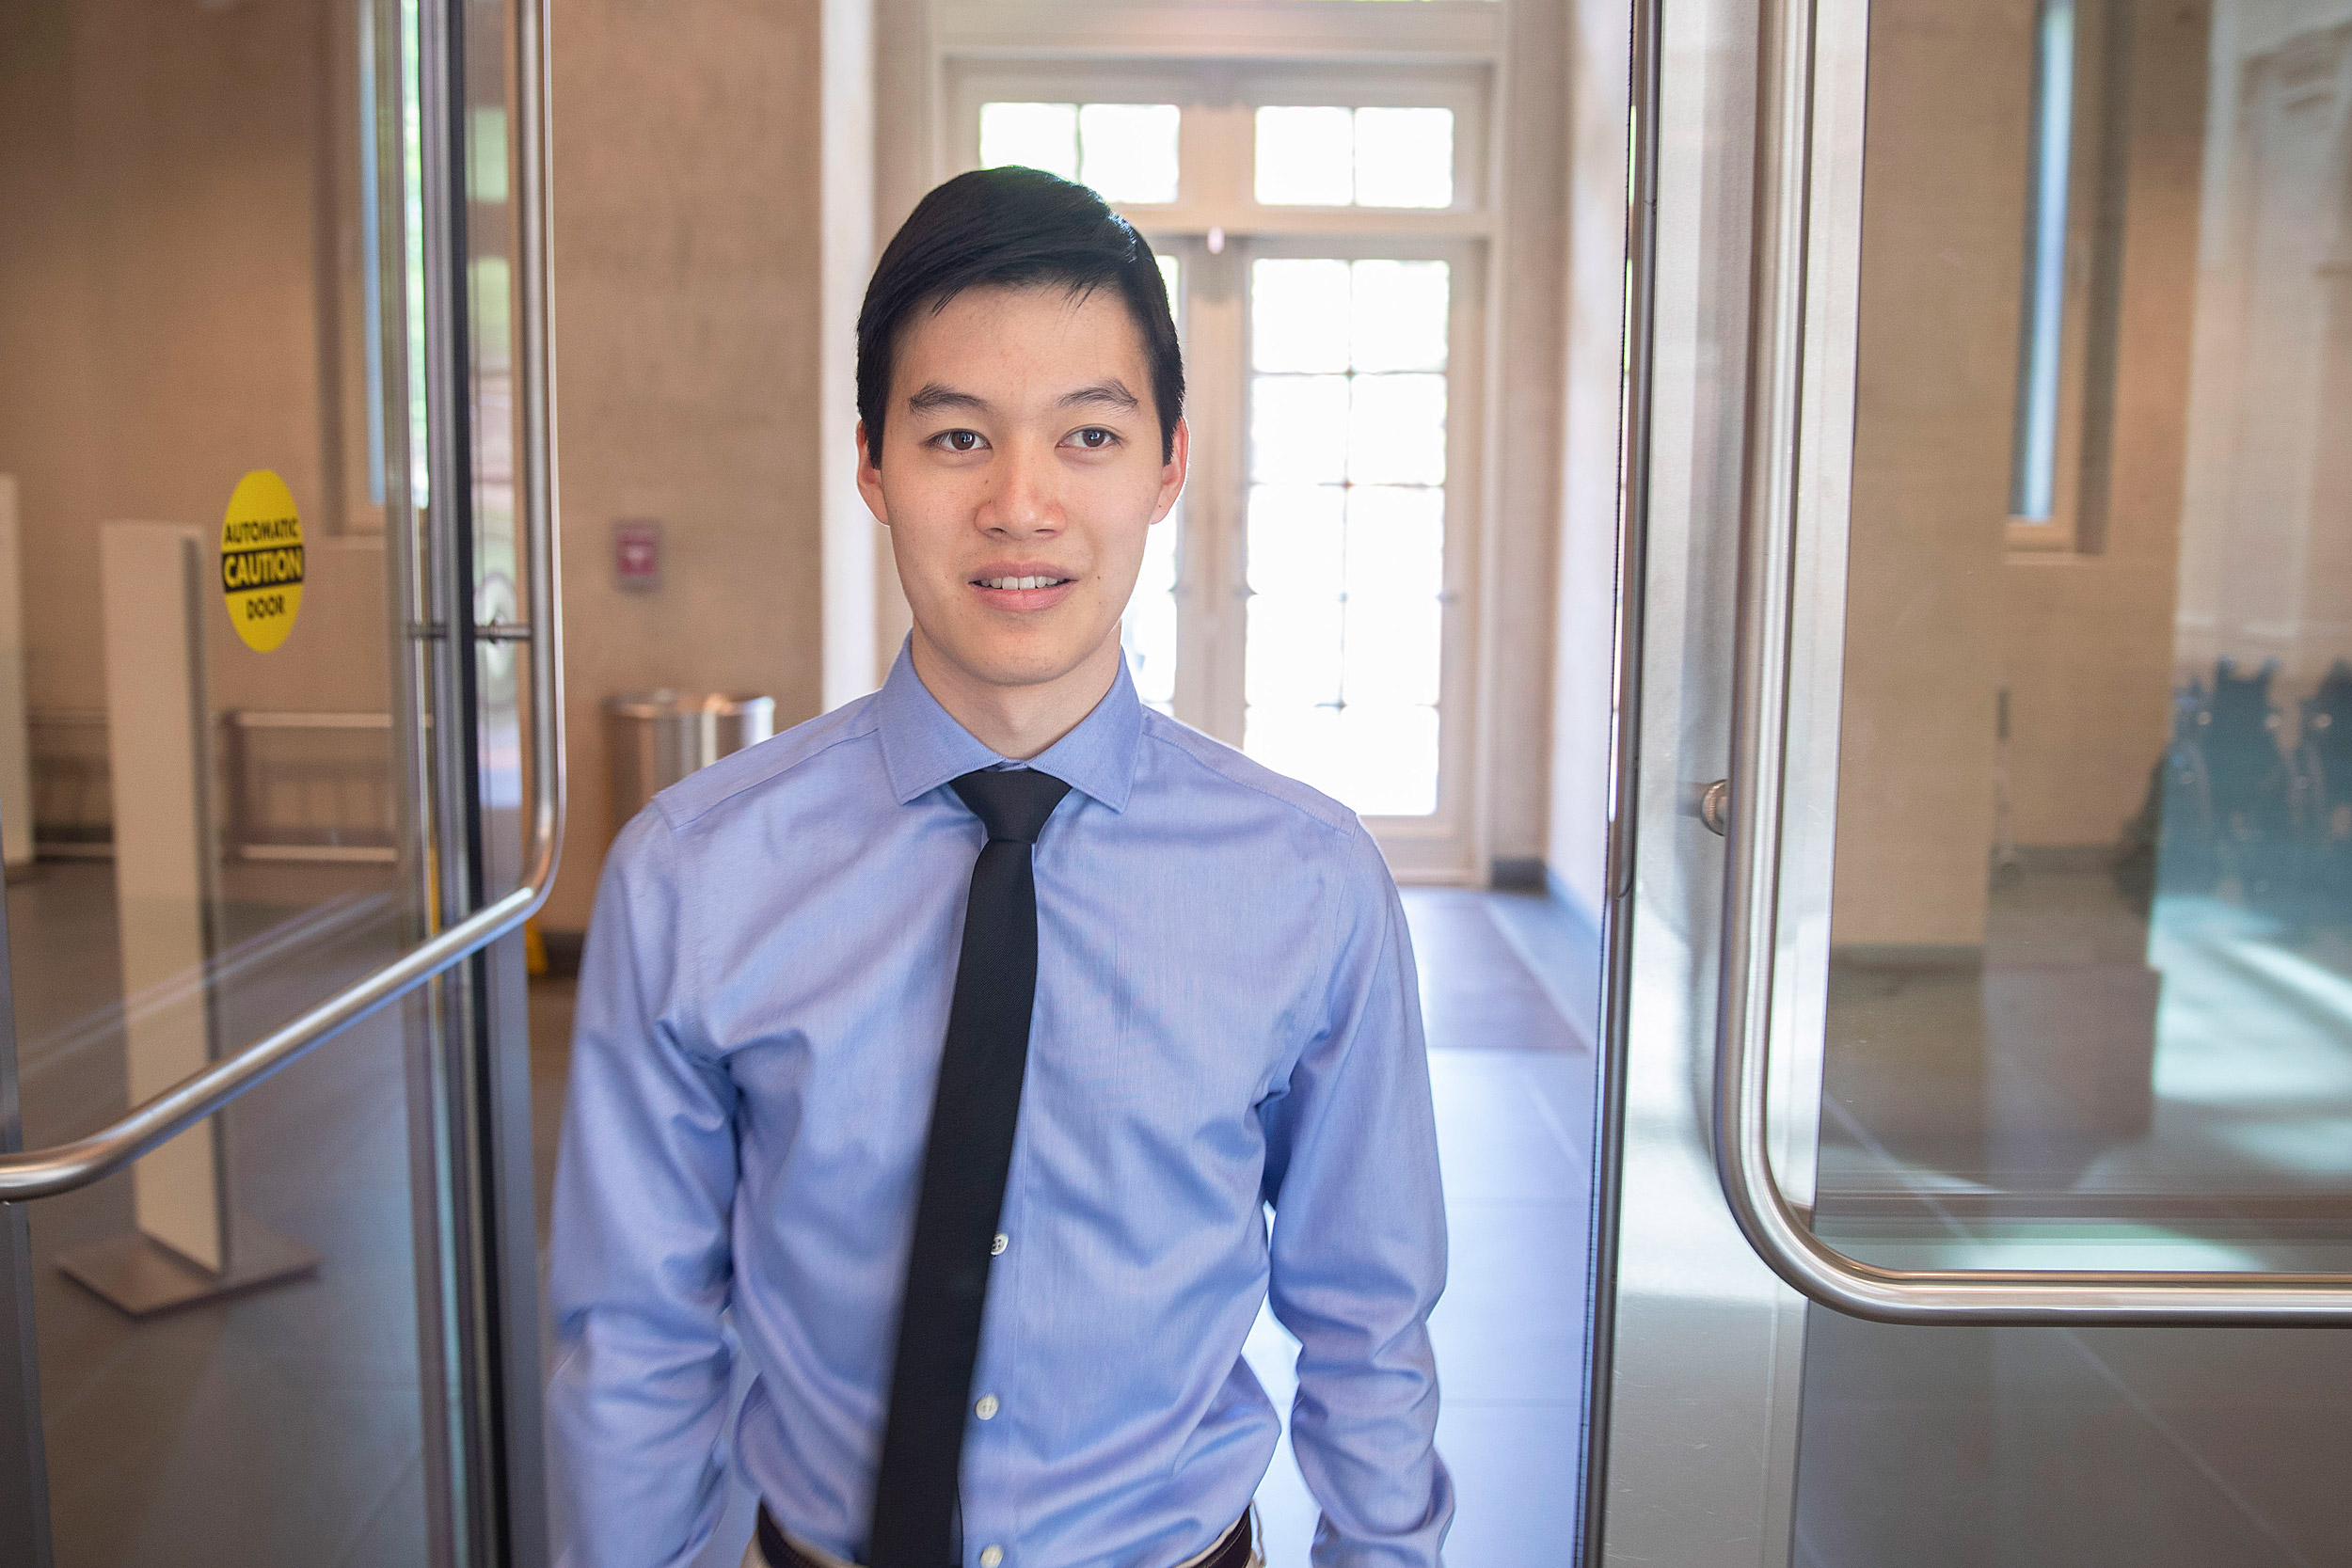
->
[1402, 891, 1583, 1054]
[1428, 1202, 1590, 1400]
[1427, 1052, 1594, 1202]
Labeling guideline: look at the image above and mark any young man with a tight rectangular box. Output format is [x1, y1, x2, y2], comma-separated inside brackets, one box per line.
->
[548, 166, 1452, 1568]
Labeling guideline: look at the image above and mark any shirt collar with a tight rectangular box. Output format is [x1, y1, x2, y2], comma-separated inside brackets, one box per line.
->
[873, 638, 1142, 814]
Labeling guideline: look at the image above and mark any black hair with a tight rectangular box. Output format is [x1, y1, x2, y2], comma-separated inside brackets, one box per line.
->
[856, 166, 1184, 465]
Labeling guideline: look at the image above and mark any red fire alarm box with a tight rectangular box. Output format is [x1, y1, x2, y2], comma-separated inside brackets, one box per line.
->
[615, 518, 661, 592]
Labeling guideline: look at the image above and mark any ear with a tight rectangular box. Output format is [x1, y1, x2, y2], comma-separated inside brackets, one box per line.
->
[856, 420, 891, 528]
[1152, 417, 1190, 524]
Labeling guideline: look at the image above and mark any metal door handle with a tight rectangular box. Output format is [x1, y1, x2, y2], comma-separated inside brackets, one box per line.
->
[1699, 780, 1729, 836]
[1708, 0, 2352, 1324]
[0, 32, 565, 1205]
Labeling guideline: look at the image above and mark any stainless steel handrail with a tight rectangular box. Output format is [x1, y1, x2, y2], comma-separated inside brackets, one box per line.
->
[0, 24, 565, 1206]
[1709, 0, 2352, 1325]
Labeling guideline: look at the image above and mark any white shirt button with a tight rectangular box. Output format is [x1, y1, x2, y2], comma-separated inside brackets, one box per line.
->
[991, 1232, 1008, 1256]
[974, 1394, 999, 1420]
[979, 1548, 1004, 1568]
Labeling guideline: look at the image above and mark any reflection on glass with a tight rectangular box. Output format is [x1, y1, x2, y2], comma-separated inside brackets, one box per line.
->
[2, 0, 461, 1557]
[1254, 106, 1454, 210]
[2010, 0, 2076, 523]
[1244, 259, 1449, 816]
[979, 102, 1181, 204]
[1813, 0, 2352, 1271]
[1793, 2, 2352, 1554]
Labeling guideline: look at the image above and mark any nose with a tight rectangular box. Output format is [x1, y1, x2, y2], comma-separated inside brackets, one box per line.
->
[977, 438, 1061, 538]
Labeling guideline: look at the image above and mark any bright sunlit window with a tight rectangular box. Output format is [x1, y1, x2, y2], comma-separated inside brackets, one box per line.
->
[1254, 106, 1454, 209]
[2010, 0, 2074, 523]
[1121, 253, 1184, 715]
[979, 101, 1182, 204]
[1242, 258, 1450, 816]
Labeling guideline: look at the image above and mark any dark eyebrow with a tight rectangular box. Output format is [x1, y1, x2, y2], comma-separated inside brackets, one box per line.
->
[905, 384, 989, 415]
[1058, 380, 1140, 413]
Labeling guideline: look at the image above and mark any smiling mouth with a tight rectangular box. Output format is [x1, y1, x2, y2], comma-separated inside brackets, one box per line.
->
[976, 575, 1073, 590]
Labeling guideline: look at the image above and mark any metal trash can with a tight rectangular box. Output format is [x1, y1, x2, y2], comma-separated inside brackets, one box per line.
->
[604, 690, 776, 830]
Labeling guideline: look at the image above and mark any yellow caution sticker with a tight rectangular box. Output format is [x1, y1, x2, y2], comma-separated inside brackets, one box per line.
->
[219, 469, 305, 652]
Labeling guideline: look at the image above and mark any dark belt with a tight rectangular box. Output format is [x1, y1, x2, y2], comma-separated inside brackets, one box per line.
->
[755, 1505, 1253, 1568]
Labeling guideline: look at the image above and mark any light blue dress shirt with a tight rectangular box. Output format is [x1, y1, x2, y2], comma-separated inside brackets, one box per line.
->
[548, 646, 1453, 1568]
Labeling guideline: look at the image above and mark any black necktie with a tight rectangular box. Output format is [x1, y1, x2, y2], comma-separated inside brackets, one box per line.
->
[869, 767, 1072, 1568]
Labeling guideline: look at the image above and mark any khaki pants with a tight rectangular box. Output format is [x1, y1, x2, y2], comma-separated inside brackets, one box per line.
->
[742, 1506, 1263, 1568]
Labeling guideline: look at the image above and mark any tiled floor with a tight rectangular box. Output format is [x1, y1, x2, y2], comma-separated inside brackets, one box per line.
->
[7, 860, 434, 1568]
[1795, 865, 2352, 1567]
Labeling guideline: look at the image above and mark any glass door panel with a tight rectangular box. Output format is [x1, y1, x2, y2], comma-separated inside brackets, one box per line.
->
[1787, 0, 2352, 1558]
[0, 0, 544, 1560]
[1596, 0, 2352, 1558]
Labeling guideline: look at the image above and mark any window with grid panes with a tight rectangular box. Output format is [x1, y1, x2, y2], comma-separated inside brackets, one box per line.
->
[1244, 257, 1449, 816]
[965, 73, 1477, 845]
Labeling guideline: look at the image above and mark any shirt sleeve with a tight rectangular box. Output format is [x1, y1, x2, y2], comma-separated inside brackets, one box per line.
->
[1259, 824, 1455, 1567]
[547, 806, 742, 1568]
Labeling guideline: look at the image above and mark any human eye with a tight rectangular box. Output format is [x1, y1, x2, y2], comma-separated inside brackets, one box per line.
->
[1064, 426, 1120, 451]
[929, 428, 988, 453]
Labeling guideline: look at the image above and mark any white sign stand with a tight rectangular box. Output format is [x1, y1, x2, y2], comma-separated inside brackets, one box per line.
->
[55, 523, 316, 1316]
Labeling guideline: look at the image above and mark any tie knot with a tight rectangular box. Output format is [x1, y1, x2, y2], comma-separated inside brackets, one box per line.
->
[951, 768, 1072, 845]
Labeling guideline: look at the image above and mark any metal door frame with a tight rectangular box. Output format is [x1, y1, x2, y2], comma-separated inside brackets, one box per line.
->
[0, 832, 49, 1566]
[1581, 0, 1843, 1561]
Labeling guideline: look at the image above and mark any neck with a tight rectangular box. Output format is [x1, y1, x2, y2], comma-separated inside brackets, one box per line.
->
[908, 627, 1123, 761]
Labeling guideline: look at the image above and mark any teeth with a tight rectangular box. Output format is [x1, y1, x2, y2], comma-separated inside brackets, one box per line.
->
[981, 576, 1065, 590]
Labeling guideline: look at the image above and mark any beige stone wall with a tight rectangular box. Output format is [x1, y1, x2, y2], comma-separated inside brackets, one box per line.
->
[0, 0, 380, 721]
[1833, 0, 2026, 949]
[1833, 0, 2207, 948]
[2001, 1, 2208, 851]
[0, 0, 832, 933]
[544, 0, 828, 931]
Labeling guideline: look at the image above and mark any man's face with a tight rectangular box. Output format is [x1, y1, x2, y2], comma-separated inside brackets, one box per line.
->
[859, 282, 1187, 699]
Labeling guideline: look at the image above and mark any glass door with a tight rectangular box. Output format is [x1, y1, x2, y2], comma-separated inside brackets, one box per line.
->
[1593, 0, 2352, 1562]
[0, 0, 557, 1560]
